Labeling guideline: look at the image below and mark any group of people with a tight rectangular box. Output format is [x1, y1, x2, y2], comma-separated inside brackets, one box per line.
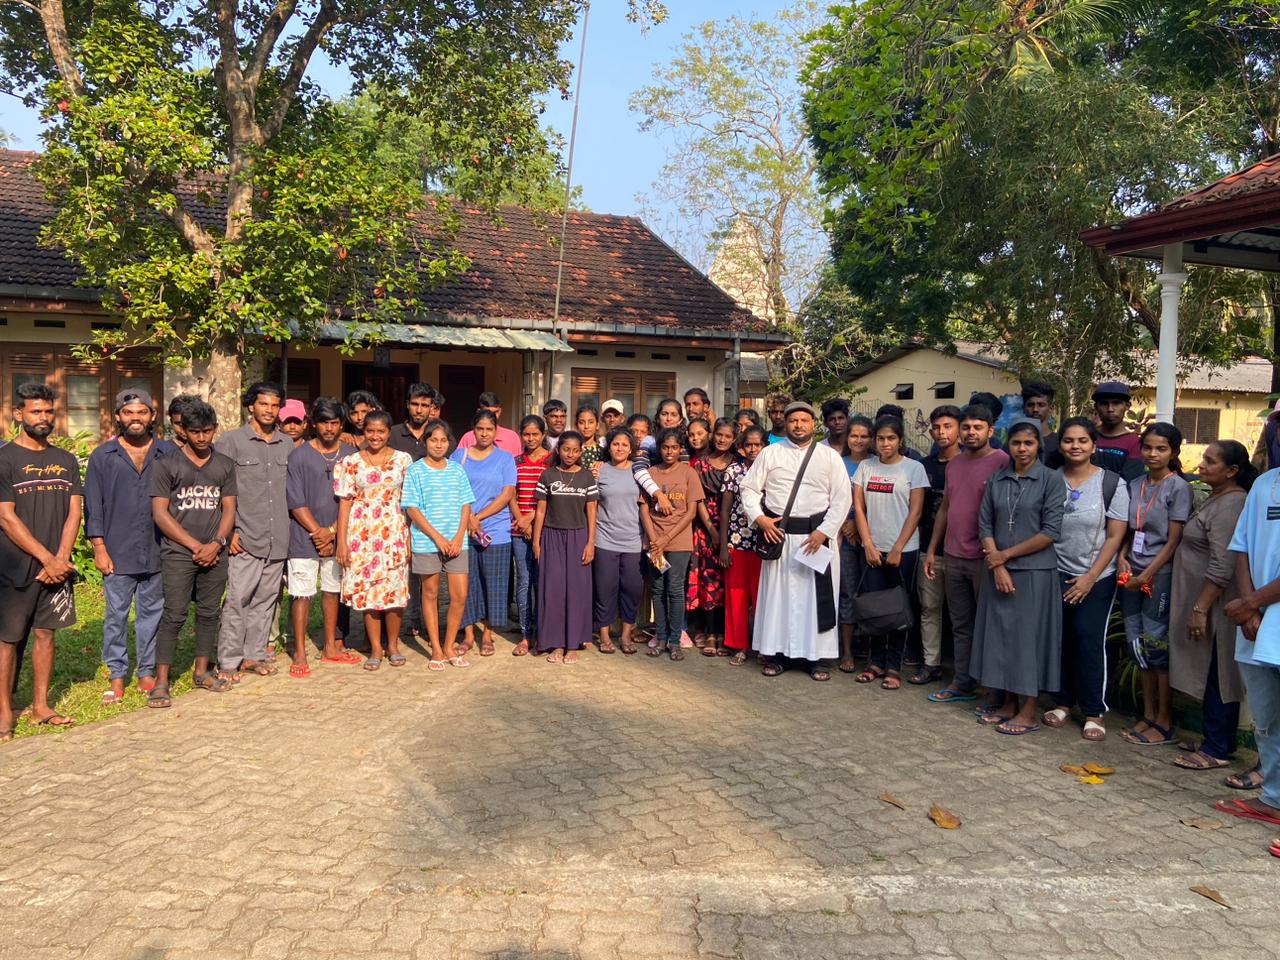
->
[1, 374, 1279, 851]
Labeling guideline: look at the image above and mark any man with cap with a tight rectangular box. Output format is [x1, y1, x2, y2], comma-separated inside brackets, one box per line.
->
[1092, 382, 1143, 478]
[739, 400, 852, 679]
[278, 399, 308, 447]
[601, 399, 626, 433]
[84, 388, 177, 704]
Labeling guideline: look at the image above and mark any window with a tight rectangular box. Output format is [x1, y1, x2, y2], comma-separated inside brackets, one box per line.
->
[930, 381, 955, 400]
[267, 357, 322, 406]
[572, 369, 677, 419]
[66, 375, 102, 437]
[1173, 407, 1221, 445]
[890, 382, 914, 400]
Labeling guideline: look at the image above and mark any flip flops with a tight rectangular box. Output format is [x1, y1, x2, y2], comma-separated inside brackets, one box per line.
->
[388, 654, 407, 667]
[1121, 721, 1176, 746]
[101, 689, 126, 706]
[288, 663, 311, 678]
[428, 659, 446, 672]
[363, 658, 382, 672]
[995, 721, 1040, 736]
[1214, 798, 1280, 827]
[321, 651, 363, 665]
[928, 688, 977, 703]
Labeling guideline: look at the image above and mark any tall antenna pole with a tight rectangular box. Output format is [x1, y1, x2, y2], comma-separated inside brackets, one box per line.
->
[551, 0, 590, 334]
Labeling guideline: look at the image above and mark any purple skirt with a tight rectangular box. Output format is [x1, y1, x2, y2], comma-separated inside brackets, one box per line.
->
[536, 527, 593, 652]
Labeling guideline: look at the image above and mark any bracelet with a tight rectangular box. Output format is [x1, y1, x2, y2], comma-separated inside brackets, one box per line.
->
[1192, 605, 1207, 614]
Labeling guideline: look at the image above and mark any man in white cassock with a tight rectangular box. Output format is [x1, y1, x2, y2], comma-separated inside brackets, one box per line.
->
[740, 401, 852, 680]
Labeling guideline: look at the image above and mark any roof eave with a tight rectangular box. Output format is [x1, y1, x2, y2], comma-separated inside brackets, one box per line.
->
[1080, 189, 1280, 257]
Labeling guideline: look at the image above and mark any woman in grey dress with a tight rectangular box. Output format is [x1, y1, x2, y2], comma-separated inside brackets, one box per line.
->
[1169, 440, 1255, 771]
[971, 419, 1066, 735]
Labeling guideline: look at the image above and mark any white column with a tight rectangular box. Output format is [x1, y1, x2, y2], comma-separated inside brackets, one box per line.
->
[1155, 243, 1187, 424]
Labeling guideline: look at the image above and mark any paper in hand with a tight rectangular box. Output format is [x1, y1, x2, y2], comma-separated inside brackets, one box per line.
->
[794, 543, 832, 574]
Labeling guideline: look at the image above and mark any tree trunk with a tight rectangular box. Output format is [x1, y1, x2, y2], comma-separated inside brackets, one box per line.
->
[162, 341, 244, 435]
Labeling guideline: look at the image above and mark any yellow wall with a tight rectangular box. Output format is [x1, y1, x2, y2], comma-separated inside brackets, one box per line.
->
[848, 351, 1018, 418]
[1132, 388, 1267, 472]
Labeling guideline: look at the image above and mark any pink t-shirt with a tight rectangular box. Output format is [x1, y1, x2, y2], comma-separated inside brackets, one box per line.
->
[457, 426, 522, 458]
[942, 449, 1010, 559]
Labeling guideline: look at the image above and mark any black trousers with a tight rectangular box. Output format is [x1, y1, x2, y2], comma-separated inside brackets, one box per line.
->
[156, 555, 228, 667]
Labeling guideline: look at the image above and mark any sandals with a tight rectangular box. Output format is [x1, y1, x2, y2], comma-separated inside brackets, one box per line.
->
[1082, 719, 1106, 741]
[880, 673, 901, 690]
[761, 660, 783, 677]
[239, 661, 277, 677]
[599, 638, 618, 655]
[1214, 798, 1280, 826]
[700, 643, 718, 658]
[546, 650, 565, 664]
[854, 668, 884, 684]
[619, 638, 638, 656]
[321, 650, 362, 665]
[1226, 768, 1264, 790]
[1121, 721, 1176, 746]
[513, 640, 530, 657]
[363, 658, 382, 672]
[146, 687, 172, 709]
[289, 663, 311, 678]
[1043, 707, 1070, 729]
[448, 655, 471, 668]
[729, 650, 748, 666]
[136, 676, 156, 694]
[428, 659, 446, 671]
[810, 664, 831, 682]
[194, 671, 232, 692]
[101, 688, 126, 706]
[669, 648, 685, 662]
[995, 721, 1040, 736]
[1173, 750, 1230, 771]
[388, 654, 407, 667]
[907, 666, 942, 685]
[479, 638, 495, 657]
[927, 688, 977, 703]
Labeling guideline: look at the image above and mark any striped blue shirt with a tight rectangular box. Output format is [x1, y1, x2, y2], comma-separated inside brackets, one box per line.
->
[400, 458, 475, 554]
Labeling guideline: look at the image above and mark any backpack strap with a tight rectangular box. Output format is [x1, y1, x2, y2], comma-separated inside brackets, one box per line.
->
[1102, 469, 1119, 512]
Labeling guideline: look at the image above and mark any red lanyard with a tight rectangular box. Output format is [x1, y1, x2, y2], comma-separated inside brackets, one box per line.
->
[1135, 475, 1166, 532]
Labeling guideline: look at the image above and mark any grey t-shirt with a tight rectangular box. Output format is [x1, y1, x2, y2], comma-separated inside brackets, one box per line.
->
[595, 462, 643, 552]
[1127, 473, 1193, 572]
[1054, 469, 1130, 577]
[853, 456, 930, 552]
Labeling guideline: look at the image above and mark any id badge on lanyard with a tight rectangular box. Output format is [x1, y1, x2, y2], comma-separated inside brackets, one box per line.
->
[1134, 476, 1161, 555]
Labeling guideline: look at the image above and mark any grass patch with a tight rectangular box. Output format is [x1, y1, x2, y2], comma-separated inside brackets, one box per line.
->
[10, 582, 297, 741]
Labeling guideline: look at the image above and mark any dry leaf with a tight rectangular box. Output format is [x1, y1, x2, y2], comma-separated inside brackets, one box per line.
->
[1083, 763, 1115, 775]
[1077, 774, 1105, 785]
[928, 803, 961, 829]
[879, 794, 905, 810]
[1060, 764, 1086, 776]
[1190, 885, 1231, 909]
[1180, 817, 1230, 831]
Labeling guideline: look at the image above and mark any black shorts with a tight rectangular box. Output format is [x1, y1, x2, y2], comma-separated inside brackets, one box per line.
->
[0, 580, 77, 644]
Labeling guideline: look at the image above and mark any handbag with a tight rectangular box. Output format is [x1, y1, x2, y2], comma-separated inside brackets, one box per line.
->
[851, 565, 915, 633]
[754, 440, 819, 561]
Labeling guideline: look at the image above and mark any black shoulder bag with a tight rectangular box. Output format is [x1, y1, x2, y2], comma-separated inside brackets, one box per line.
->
[754, 441, 819, 561]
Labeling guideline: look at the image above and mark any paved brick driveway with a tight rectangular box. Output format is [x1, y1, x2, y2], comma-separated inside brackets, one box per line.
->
[2, 641, 1276, 959]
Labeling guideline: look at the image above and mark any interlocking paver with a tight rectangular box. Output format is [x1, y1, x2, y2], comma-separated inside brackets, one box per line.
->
[2, 640, 1278, 959]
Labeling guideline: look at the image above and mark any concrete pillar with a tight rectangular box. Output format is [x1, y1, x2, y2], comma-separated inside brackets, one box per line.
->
[1156, 244, 1187, 425]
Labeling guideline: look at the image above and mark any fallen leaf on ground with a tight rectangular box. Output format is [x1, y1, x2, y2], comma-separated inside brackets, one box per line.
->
[1059, 764, 1086, 776]
[1077, 774, 1106, 785]
[879, 794, 905, 810]
[1083, 763, 1115, 775]
[1180, 817, 1230, 830]
[928, 803, 961, 829]
[1190, 885, 1231, 909]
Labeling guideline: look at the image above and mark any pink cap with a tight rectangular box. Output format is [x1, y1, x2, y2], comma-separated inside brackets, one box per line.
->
[280, 399, 307, 423]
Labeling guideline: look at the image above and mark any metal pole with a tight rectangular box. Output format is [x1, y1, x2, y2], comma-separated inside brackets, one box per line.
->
[551, 0, 590, 341]
[1156, 243, 1187, 424]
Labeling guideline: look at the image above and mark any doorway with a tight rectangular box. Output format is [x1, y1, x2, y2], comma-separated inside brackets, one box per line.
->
[439, 364, 486, 440]
[343, 363, 420, 420]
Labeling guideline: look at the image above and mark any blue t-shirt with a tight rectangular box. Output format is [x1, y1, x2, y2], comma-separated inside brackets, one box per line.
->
[450, 446, 517, 545]
[1228, 470, 1280, 667]
[401, 459, 475, 554]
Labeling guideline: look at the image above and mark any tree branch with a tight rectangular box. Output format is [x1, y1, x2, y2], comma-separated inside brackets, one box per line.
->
[245, 0, 298, 91]
[260, 0, 338, 142]
[0, 0, 42, 15]
[37, 0, 84, 96]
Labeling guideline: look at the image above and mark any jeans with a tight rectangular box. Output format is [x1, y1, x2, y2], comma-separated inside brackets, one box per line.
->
[156, 555, 228, 667]
[1238, 660, 1280, 809]
[512, 537, 538, 640]
[650, 552, 691, 647]
[1055, 572, 1116, 718]
[943, 555, 984, 691]
[593, 547, 643, 629]
[101, 572, 164, 681]
[1201, 643, 1241, 760]
[1119, 565, 1173, 671]
[862, 552, 917, 673]
[917, 553, 946, 668]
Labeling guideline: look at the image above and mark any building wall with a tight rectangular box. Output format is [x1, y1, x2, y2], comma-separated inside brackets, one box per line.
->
[1132, 388, 1267, 472]
[546, 344, 735, 419]
[849, 352, 1018, 417]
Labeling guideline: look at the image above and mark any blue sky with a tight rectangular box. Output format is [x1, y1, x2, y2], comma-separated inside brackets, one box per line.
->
[2, 0, 794, 228]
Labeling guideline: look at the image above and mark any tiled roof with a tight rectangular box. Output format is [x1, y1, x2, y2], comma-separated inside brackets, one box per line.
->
[0, 148, 765, 334]
[1165, 154, 1280, 211]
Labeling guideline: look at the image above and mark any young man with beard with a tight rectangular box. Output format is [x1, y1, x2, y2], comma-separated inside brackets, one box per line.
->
[0, 383, 82, 737]
[84, 389, 177, 704]
[149, 400, 237, 705]
[286, 398, 359, 675]
[910, 404, 962, 685]
[216, 382, 291, 678]
[388, 383, 433, 461]
[683, 387, 712, 424]
[924, 403, 1010, 702]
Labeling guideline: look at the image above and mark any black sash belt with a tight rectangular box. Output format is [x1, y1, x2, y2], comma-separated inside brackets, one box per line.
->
[764, 508, 836, 633]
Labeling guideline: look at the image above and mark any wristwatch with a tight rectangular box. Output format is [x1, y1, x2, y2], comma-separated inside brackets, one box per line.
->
[215, 537, 228, 547]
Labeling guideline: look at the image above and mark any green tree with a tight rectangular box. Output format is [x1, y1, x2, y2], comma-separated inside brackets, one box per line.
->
[804, 0, 1266, 408]
[0, 0, 663, 421]
[630, 0, 824, 323]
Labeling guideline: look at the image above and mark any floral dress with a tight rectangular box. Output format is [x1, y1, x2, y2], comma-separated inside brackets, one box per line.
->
[721, 460, 757, 552]
[686, 455, 731, 612]
[334, 449, 411, 611]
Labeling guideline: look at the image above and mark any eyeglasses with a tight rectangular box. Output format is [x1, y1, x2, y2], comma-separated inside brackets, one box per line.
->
[1064, 489, 1083, 513]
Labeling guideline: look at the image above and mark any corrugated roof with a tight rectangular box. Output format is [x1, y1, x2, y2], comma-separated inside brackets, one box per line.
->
[318, 322, 572, 352]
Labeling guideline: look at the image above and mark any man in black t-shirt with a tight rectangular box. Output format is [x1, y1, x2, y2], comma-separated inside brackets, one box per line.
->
[149, 400, 238, 707]
[0, 382, 82, 738]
